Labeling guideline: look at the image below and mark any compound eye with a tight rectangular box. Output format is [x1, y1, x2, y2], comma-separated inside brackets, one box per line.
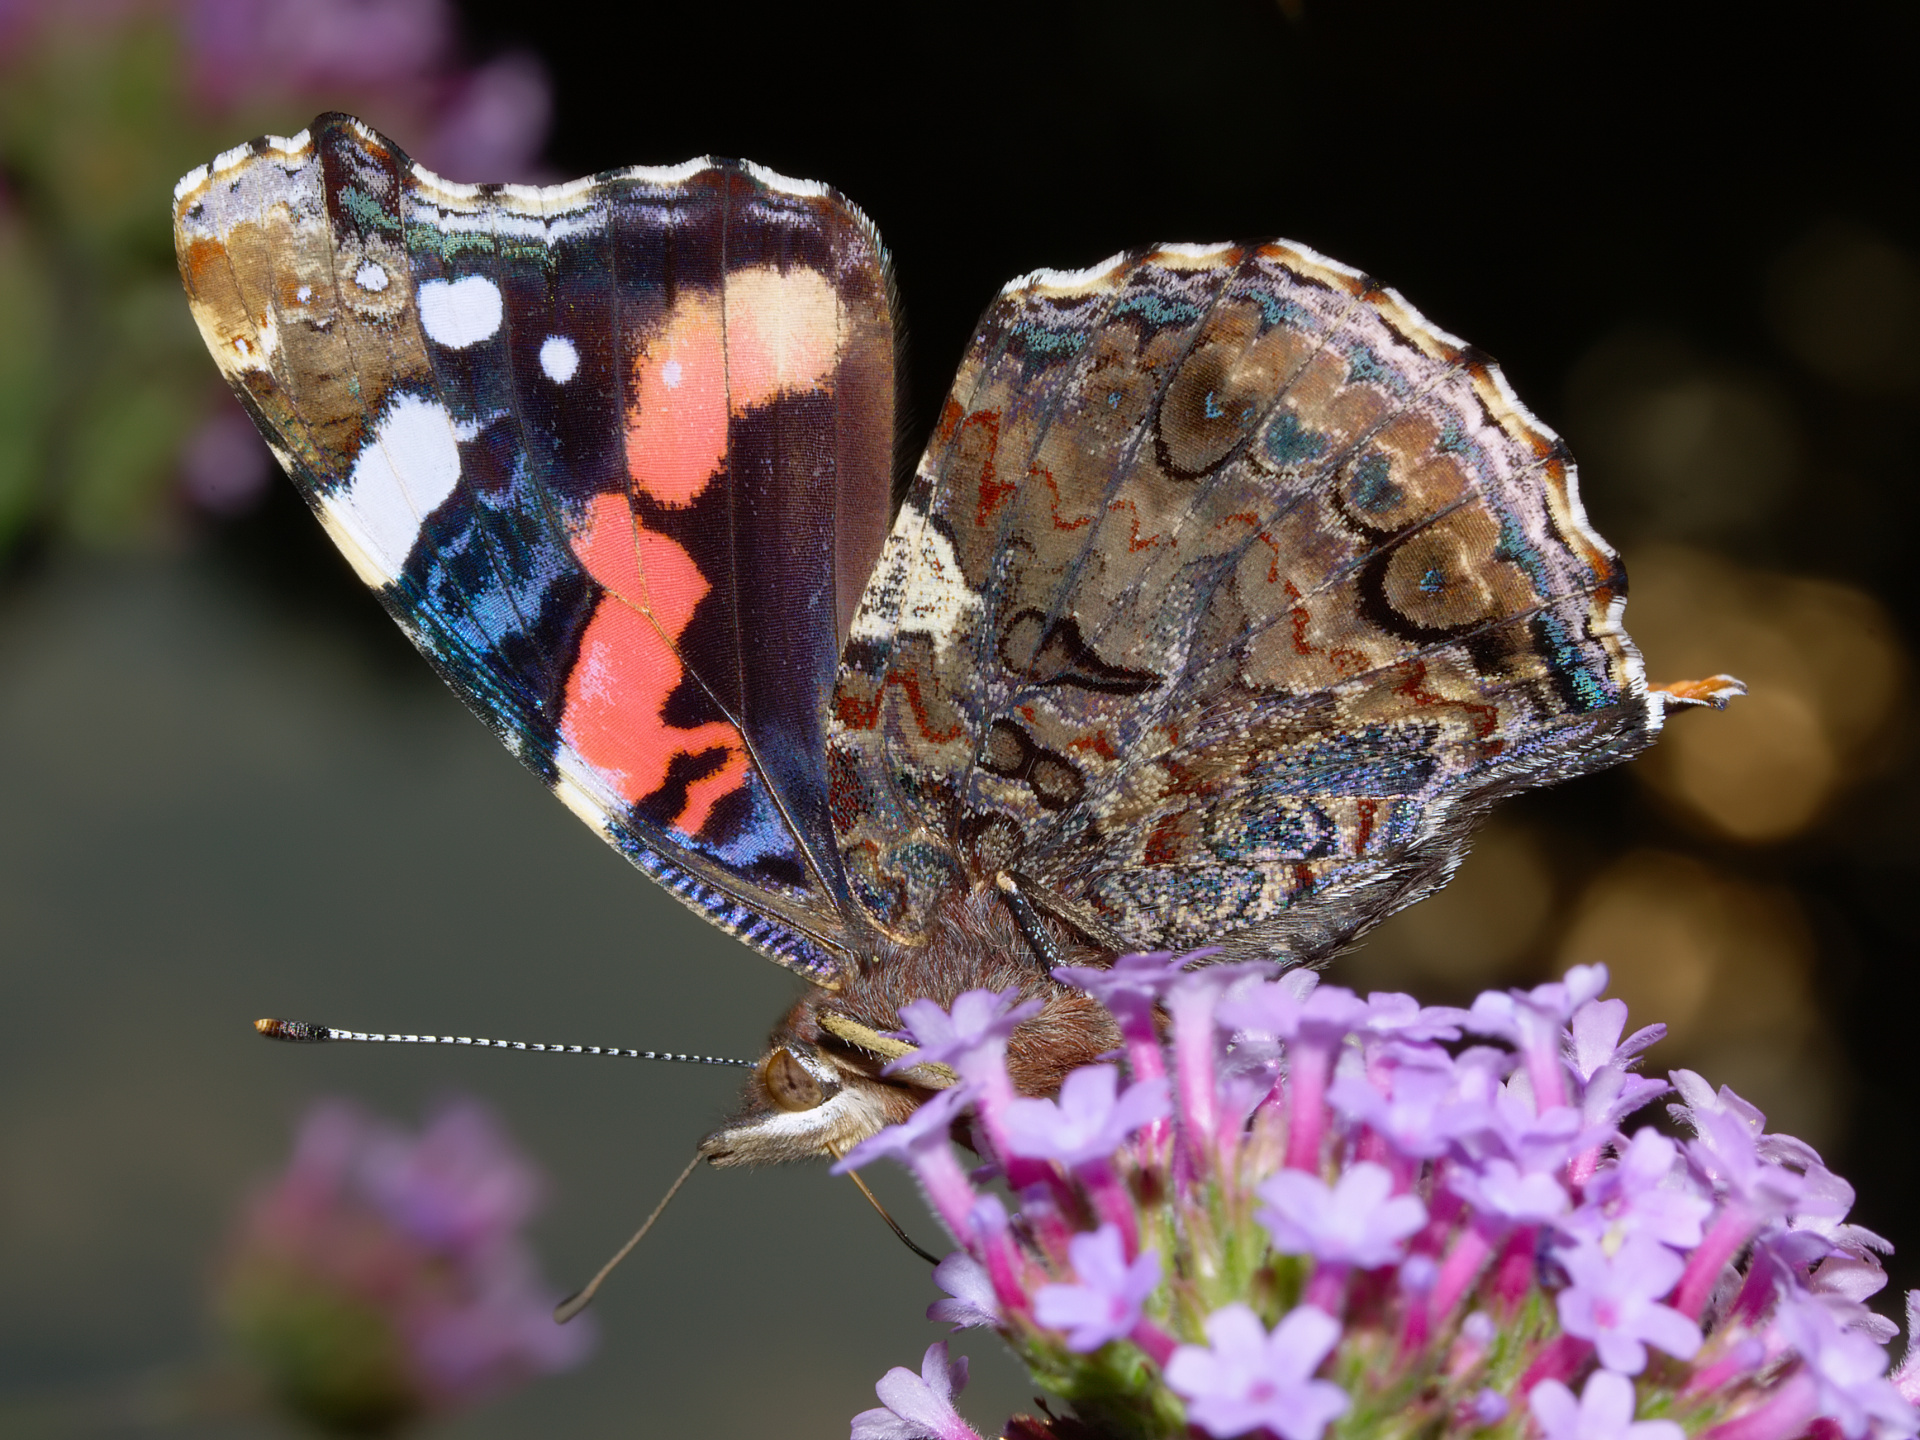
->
[762, 1047, 828, 1112]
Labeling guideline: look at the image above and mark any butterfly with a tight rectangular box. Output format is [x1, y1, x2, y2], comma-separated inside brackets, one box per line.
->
[172, 114, 1735, 1171]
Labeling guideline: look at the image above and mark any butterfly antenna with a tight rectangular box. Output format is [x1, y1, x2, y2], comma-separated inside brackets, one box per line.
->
[253, 1018, 756, 1068]
[553, 1151, 703, 1324]
[827, 1141, 940, 1266]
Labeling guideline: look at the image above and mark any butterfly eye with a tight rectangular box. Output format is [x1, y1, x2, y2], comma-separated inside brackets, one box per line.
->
[762, 1047, 830, 1112]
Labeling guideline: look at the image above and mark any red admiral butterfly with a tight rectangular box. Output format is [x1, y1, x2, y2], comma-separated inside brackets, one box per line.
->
[173, 115, 1736, 1173]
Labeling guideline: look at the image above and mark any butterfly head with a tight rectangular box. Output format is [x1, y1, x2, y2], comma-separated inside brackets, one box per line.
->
[699, 1035, 916, 1168]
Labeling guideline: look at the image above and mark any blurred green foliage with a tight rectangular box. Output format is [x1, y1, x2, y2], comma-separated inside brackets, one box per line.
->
[0, 19, 227, 555]
[0, 3, 548, 560]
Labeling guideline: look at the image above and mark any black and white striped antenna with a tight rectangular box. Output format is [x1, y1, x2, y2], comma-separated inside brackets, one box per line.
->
[253, 1018, 756, 1068]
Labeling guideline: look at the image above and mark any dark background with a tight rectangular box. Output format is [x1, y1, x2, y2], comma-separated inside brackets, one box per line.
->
[5, 2, 1919, 1436]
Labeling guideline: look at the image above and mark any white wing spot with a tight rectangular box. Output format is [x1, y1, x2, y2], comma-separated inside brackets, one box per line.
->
[295, 284, 312, 303]
[540, 334, 580, 384]
[661, 358, 683, 389]
[418, 275, 503, 349]
[325, 394, 464, 585]
[354, 262, 389, 292]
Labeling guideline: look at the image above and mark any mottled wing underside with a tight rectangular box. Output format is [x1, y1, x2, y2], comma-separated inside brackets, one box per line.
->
[174, 115, 895, 984]
[830, 241, 1662, 961]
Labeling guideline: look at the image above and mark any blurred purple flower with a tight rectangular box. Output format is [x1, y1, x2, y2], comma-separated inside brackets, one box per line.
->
[183, 0, 451, 108]
[0, 0, 556, 543]
[1555, 1234, 1702, 1374]
[1448, 1157, 1571, 1226]
[1165, 1303, 1350, 1440]
[179, 403, 273, 515]
[424, 51, 551, 180]
[356, 1099, 543, 1255]
[221, 1097, 591, 1431]
[1258, 1161, 1427, 1269]
[1774, 1297, 1917, 1440]
[850, 1342, 984, 1440]
[1471, 1388, 1509, 1425]
[1529, 1370, 1685, 1440]
[1033, 1225, 1160, 1353]
[1002, 1065, 1168, 1168]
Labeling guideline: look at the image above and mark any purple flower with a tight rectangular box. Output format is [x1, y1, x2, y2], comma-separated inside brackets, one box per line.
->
[1578, 1065, 1673, 1138]
[850, 1342, 984, 1440]
[833, 1085, 978, 1237]
[1353, 991, 1472, 1045]
[840, 961, 1915, 1440]
[1033, 1225, 1161, 1353]
[1529, 1369, 1685, 1440]
[1222, 981, 1369, 1171]
[1486, 965, 1612, 1037]
[1165, 962, 1276, 1159]
[1002, 1065, 1169, 1167]
[834, 1084, 972, 1174]
[1054, 950, 1205, 1091]
[928, 1252, 999, 1331]
[1568, 998, 1665, 1082]
[1257, 1161, 1428, 1269]
[1053, 949, 1202, 1012]
[1561, 1131, 1712, 1251]
[1215, 969, 1333, 1039]
[1775, 1297, 1918, 1440]
[1555, 1234, 1703, 1374]
[1165, 1304, 1350, 1440]
[220, 1098, 591, 1429]
[891, 989, 1041, 1081]
[1467, 966, 1609, 1110]
[1328, 1047, 1480, 1161]
[1667, 1068, 1769, 1139]
[1891, 1290, 1920, 1404]
[1683, 1105, 1810, 1222]
[1477, 1087, 1594, 1175]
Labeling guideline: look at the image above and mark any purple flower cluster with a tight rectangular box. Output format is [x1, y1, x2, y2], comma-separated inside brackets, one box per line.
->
[219, 1098, 592, 1433]
[839, 957, 1919, 1440]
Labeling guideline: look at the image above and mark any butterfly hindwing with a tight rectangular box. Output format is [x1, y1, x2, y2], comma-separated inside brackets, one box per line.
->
[830, 241, 1657, 961]
[174, 116, 896, 984]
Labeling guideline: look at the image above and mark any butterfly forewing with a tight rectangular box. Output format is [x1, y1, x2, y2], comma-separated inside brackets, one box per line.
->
[173, 116, 896, 985]
[829, 240, 1656, 961]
